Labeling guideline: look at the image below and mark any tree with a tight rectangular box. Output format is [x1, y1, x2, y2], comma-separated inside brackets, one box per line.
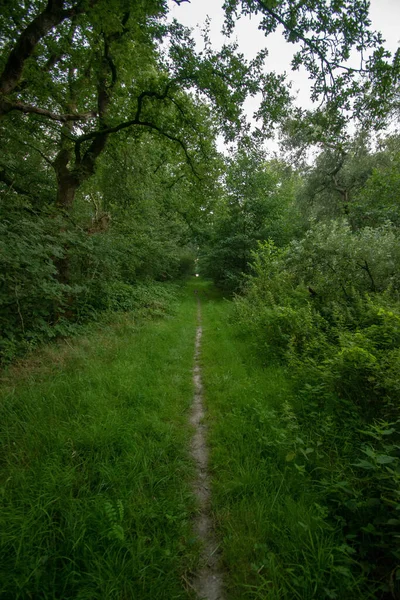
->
[0, 0, 270, 215]
[350, 135, 400, 229]
[1, 0, 398, 355]
[201, 141, 299, 290]
[295, 132, 379, 221]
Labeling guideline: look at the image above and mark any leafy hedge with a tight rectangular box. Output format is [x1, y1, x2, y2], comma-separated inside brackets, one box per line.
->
[233, 220, 400, 596]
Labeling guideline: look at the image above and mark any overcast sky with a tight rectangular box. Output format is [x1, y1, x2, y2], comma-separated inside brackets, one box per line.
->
[167, 0, 400, 153]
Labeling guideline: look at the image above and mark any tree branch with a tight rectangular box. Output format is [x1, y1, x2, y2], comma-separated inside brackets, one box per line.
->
[255, 0, 336, 86]
[134, 84, 175, 121]
[0, 167, 31, 196]
[16, 138, 54, 167]
[164, 173, 186, 189]
[153, 157, 168, 174]
[359, 259, 377, 292]
[0, 0, 99, 103]
[4, 100, 97, 122]
[75, 116, 199, 177]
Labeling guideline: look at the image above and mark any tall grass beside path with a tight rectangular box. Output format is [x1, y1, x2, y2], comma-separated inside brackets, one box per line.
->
[200, 288, 369, 600]
[0, 284, 198, 599]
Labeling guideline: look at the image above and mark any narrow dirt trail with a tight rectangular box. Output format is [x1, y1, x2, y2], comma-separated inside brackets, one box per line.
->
[190, 299, 224, 600]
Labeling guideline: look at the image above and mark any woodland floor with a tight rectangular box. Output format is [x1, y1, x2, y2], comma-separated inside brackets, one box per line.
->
[0, 279, 373, 599]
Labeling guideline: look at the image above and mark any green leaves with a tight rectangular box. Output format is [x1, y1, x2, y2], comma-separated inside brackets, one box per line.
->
[201, 145, 299, 290]
[223, 0, 397, 132]
[104, 500, 125, 542]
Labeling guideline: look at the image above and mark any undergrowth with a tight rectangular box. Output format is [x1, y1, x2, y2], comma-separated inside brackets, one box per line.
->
[200, 284, 399, 600]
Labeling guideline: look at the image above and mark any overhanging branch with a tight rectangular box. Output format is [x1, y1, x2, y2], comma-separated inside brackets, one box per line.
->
[73, 78, 200, 177]
[255, 0, 336, 86]
[3, 100, 97, 122]
[75, 117, 200, 177]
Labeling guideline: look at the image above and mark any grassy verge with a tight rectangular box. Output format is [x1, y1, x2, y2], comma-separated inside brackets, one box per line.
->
[199, 284, 368, 600]
[0, 284, 198, 599]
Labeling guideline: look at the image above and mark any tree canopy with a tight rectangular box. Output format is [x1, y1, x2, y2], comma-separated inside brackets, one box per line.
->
[0, 0, 398, 354]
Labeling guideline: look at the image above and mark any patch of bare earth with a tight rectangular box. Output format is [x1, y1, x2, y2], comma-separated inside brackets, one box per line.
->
[189, 299, 224, 600]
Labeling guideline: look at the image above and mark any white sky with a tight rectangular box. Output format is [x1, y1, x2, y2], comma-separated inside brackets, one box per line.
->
[168, 0, 400, 153]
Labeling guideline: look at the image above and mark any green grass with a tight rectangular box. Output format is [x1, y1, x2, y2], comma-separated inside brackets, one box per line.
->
[0, 284, 198, 599]
[199, 285, 368, 600]
[0, 278, 382, 599]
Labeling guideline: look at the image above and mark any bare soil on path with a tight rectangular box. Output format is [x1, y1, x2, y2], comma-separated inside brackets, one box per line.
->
[189, 299, 224, 600]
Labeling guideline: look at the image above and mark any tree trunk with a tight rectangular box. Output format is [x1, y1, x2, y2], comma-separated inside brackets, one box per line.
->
[56, 173, 79, 211]
[53, 166, 80, 323]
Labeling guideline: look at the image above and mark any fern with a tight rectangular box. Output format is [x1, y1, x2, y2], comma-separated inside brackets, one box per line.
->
[104, 500, 125, 542]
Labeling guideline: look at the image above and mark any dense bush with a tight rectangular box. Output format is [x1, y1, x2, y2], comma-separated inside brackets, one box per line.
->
[0, 194, 188, 363]
[233, 219, 400, 595]
[0, 201, 84, 361]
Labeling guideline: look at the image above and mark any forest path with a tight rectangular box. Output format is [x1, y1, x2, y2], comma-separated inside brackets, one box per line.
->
[190, 297, 224, 600]
[1, 278, 381, 600]
[0, 278, 327, 599]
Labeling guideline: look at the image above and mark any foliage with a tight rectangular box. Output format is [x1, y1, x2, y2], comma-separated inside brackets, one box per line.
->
[224, 0, 398, 126]
[286, 219, 400, 298]
[201, 288, 371, 599]
[196, 125, 400, 597]
[0, 175, 188, 362]
[0, 110, 202, 361]
[295, 133, 378, 221]
[201, 145, 300, 291]
[350, 147, 400, 228]
[0, 197, 85, 361]
[232, 212, 400, 595]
